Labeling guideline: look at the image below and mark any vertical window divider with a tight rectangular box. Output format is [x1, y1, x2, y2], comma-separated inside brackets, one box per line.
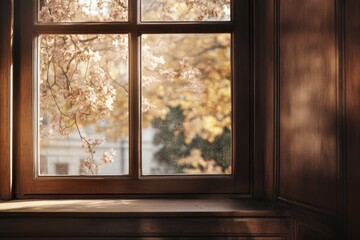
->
[129, 0, 141, 179]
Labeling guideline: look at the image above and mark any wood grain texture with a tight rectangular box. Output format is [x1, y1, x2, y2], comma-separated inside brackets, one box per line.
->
[345, 0, 360, 239]
[0, 199, 293, 239]
[297, 221, 337, 240]
[0, 0, 13, 200]
[15, 0, 35, 196]
[0, 199, 286, 215]
[0, 217, 292, 237]
[278, 0, 338, 212]
[254, 0, 276, 200]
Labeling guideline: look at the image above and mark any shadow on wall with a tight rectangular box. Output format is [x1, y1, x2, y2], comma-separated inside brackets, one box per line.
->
[278, 0, 338, 212]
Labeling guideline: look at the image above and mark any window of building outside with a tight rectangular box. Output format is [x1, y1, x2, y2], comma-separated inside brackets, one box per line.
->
[16, 0, 250, 196]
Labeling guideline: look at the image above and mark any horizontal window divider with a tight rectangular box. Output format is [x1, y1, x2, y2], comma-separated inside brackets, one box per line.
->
[33, 176, 134, 180]
[32, 175, 234, 181]
[15, 193, 253, 200]
[33, 23, 234, 34]
[138, 175, 234, 180]
[19, 178, 236, 195]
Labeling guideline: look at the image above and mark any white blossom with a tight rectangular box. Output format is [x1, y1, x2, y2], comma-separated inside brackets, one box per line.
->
[101, 148, 116, 164]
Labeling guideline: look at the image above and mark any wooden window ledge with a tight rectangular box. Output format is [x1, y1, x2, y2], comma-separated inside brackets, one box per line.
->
[0, 199, 293, 238]
[0, 198, 287, 216]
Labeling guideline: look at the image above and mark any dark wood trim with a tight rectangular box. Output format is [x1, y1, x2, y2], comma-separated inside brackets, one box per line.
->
[252, 0, 261, 198]
[335, 0, 346, 236]
[15, 0, 35, 197]
[15, 193, 253, 200]
[232, 0, 251, 194]
[129, 0, 140, 180]
[18, 177, 237, 195]
[273, 0, 281, 202]
[33, 23, 234, 34]
[0, 217, 293, 238]
[253, 0, 277, 201]
[0, 0, 14, 200]
[276, 197, 338, 220]
[345, 0, 360, 238]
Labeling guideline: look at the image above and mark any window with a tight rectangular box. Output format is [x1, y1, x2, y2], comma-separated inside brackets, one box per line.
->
[55, 163, 69, 175]
[16, 0, 250, 196]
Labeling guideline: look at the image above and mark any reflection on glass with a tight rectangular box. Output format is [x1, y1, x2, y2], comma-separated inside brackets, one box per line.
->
[38, 34, 129, 176]
[141, 0, 231, 22]
[141, 34, 232, 175]
[38, 0, 128, 22]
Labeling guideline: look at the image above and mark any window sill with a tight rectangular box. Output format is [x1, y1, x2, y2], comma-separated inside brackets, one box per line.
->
[0, 198, 286, 216]
[0, 199, 293, 238]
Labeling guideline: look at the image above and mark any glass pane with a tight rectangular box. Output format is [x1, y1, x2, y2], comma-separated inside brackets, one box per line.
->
[38, 34, 129, 176]
[38, 0, 128, 22]
[141, 34, 232, 175]
[141, 0, 231, 22]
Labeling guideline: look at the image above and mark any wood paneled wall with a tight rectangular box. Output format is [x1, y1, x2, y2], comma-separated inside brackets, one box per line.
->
[345, 0, 360, 239]
[256, 0, 348, 238]
[278, 0, 339, 213]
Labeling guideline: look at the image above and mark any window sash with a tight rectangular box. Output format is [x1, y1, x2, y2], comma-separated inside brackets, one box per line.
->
[15, 0, 250, 196]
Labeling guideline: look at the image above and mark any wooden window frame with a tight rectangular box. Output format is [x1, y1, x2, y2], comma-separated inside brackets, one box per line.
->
[11, 0, 250, 197]
[0, 0, 14, 200]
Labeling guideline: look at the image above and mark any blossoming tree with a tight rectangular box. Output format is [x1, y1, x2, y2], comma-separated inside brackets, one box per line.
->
[38, 0, 232, 175]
